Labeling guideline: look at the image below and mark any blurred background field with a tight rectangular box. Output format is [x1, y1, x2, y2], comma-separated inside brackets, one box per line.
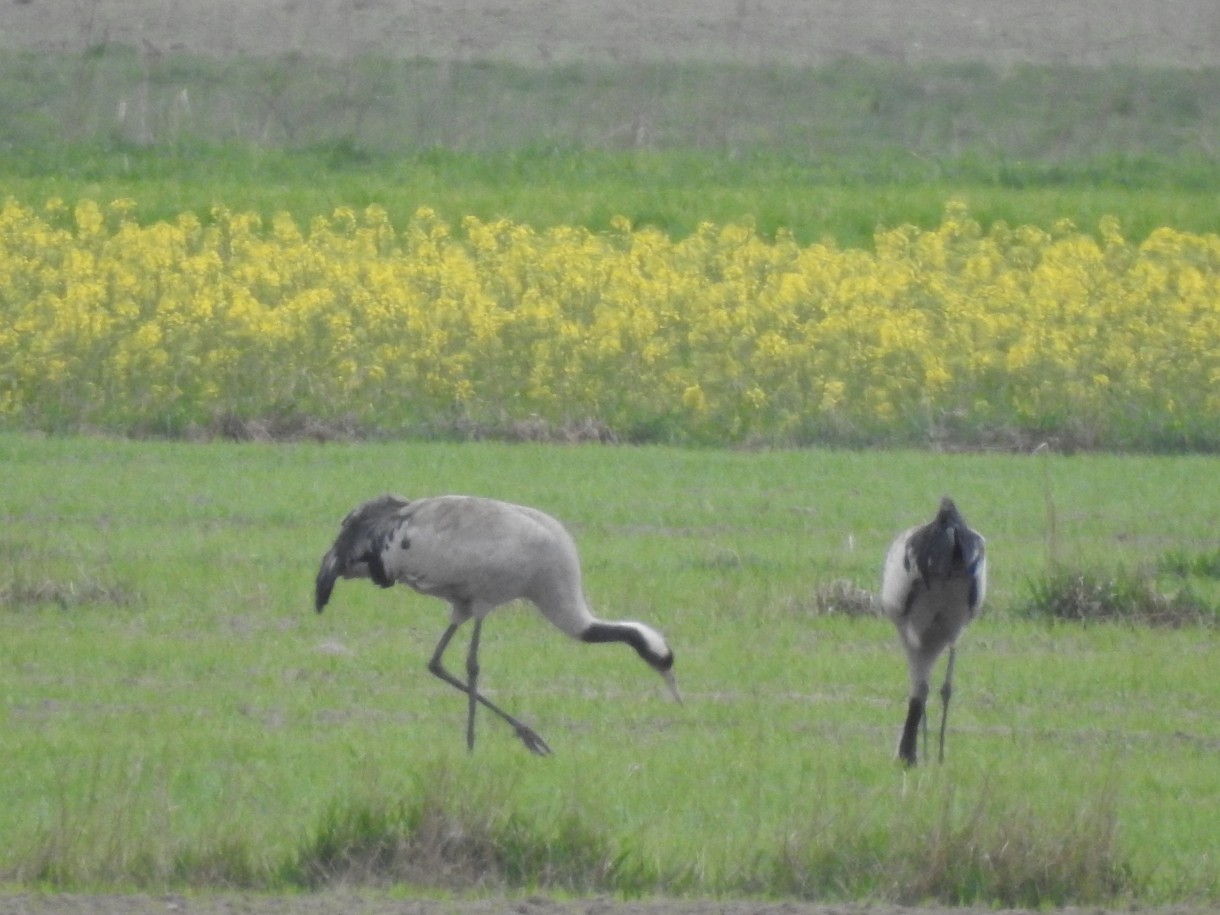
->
[2, 3, 1220, 450]
[4, 0, 1217, 67]
[0, 1, 1219, 248]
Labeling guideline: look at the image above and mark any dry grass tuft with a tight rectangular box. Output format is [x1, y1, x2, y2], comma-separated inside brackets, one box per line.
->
[0, 539, 139, 611]
[788, 579, 879, 617]
[1, 575, 139, 611]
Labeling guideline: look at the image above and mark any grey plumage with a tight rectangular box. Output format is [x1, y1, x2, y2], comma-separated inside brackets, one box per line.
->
[316, 493, 680, 756]
[880, 496, 987, 766]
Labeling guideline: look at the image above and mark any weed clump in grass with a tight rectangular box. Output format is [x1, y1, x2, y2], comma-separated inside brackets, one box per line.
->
[888, 783, 1134, 906]
[170, 839, 265, 889]
[1159, 546, 1220, 580]
[0, 574, 139, 611]
[758, 779, 1134, 907]
[1017, 568, 1215, 627]
[287, 769, 643, 893]
[290, 792, 495, 889]
[0, 540, 140, 611]
[788, 579, 879, 617]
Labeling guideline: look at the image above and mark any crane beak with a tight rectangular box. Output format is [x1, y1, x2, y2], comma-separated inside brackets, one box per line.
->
[661, 669, 683, 705]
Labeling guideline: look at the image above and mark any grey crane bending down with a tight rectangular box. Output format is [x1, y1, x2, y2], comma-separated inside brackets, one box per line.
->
[315, 493, 680, 756]
[880, 496, 987, 766]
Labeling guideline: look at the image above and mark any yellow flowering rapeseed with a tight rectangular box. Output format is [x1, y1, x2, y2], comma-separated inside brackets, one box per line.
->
[0, 197, 1216, 446]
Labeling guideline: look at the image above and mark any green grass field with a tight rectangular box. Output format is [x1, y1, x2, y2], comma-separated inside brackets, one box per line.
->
[8, 144, 1220, 251]
[4, 47, 1220, 248]
[2, 435, 1217, 903]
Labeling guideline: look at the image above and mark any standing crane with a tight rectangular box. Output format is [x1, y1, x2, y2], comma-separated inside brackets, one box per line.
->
[880, 496, 987, 766]
[315, 493, 680, 756]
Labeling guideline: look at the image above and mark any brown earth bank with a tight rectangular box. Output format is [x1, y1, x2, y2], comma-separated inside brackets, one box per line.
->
[0, 0, 1218, 67]
[1, 898, 1217, 915]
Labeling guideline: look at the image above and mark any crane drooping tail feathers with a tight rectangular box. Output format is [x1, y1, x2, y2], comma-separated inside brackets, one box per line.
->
[880, 496, 986, 766]
[315, 493, 679, 756]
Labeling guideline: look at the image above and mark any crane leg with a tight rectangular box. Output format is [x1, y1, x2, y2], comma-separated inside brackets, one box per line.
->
[921, 698, 929, 759]
[898, 695, 923, 766]
[465, 619, 482, 752]
[937, 647, 956, 764]
[427, 622, 553, 756]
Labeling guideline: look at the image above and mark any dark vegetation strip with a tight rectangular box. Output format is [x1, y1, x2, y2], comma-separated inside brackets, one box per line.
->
[18, 768, 1134, 907]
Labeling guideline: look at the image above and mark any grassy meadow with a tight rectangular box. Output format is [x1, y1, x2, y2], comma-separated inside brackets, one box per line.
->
[4, 46, 1220, 249]
[2, 435, 1218, 903]
[12, 144, 1220, 251]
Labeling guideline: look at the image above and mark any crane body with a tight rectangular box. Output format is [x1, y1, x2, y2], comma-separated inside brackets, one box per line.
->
[881, 496, 986, 766]
[316, 493, 679, 755]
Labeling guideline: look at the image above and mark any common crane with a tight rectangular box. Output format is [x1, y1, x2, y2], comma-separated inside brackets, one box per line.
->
[880, 496, 987, 766]
[315, 493, 680, 756]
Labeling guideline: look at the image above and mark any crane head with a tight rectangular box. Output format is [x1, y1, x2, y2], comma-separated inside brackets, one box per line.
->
[315, 493, 412, 613]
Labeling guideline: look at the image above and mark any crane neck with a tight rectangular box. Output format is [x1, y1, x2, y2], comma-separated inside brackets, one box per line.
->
[580, 620, 674, 673]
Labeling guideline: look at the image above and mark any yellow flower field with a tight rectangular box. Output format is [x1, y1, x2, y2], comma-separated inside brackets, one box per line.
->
[1, 197, 1217, 446]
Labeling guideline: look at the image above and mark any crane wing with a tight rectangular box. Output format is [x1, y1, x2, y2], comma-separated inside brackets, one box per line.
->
[879, 526, 922, 619]
[384, 497, 569, 607]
